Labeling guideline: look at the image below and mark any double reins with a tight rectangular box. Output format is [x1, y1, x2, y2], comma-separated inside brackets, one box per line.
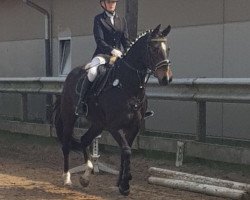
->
[121, 35, 171, 86]
[120, 59, 152, 87]
[153, 59, 171, 71]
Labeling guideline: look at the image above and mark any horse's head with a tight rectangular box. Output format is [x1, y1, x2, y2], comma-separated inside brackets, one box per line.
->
[123, 24, 173, 86]
[146, 24, 173, 85]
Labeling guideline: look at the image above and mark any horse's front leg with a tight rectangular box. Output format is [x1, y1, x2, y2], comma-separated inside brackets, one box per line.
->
[111, 129, 133, 196]
[79, 125, 103, 187]
[120, 145, 132, 195]
[116, 154, 124, 187]
[116, 146, 133, 187]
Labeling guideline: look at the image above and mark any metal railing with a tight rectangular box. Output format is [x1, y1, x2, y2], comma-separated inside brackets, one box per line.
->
[2, 77, 250, 165]
[1, 77, 250, 142]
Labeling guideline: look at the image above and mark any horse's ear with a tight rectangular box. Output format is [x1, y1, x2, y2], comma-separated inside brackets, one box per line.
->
[151, 24, 161, 37]
[162, 25, 171, 37]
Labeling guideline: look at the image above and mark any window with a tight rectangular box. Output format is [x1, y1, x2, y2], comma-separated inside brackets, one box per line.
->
[59, 38, 71, 76]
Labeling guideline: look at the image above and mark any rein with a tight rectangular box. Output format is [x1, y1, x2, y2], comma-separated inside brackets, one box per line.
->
[154, 59, 171, 71]
[114, 59, 148, 110]
[119, 35, 171, 86]
[112, 33, 171, 110]
[120, 59, 152, 87]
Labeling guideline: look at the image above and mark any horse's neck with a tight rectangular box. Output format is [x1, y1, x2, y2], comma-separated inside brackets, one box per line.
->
[118, 56, 147, 96]
[124, 42, 148, 73]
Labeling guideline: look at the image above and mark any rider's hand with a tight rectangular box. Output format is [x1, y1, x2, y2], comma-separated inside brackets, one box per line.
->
[111, 49, 123, 58]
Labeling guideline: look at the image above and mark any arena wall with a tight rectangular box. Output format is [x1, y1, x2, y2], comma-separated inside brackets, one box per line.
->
[1, 0, 250, 140]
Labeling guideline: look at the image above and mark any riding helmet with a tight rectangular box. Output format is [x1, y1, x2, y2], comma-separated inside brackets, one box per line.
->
[100, 0, 118, 2]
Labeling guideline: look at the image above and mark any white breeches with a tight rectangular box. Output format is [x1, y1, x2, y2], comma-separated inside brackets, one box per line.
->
[85, 56, 106, 82]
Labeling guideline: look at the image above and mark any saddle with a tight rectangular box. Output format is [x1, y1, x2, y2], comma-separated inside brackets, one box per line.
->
[76, 63, 114, 98]
[91, 64, 113, 96]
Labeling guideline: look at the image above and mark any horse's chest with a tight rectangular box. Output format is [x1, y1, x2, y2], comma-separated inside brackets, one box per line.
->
[128, 97, 144, 111]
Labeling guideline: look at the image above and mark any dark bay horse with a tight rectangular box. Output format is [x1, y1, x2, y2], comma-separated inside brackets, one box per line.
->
[54, 24, 173, 195]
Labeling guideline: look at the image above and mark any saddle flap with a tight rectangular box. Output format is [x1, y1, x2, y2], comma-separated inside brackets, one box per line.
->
[91, 64, 112, 95]
[76, 64, 112, 96]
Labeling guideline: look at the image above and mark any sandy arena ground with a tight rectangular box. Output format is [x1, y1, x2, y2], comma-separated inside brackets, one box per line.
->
[0, 131, 250, 200]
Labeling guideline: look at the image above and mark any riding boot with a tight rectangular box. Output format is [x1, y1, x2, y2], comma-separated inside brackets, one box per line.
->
[75, 78, 92, 116]
[144, 110, 154, 119]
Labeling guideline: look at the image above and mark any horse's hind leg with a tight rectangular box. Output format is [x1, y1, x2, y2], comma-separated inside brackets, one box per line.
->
[54, 110, 72, 185]
[61, 120, 75, 186]
[79, 124, 103, 187]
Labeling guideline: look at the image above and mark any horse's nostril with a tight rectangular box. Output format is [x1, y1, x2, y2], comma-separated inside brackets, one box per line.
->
[160, 77, 169, 86]
[169, 77, 173, 83]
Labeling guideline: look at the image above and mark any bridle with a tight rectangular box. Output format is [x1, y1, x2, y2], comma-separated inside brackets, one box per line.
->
[121, 34, 171, 86]
[116, 33, 171, 107]
[146, 37, 171, 74]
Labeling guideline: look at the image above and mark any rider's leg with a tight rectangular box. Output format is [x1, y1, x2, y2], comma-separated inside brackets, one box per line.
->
[75, 78, 92, 116]
[75, 56, 106, 116]
[87, 56, 106, 82]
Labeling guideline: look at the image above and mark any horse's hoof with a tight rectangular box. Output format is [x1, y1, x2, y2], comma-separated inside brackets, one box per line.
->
[79, 175, 90, 187]
[64, 182, 73, 187]
[116, 181, 120, 187]
[119, 185, 130, 196]
[62, 172, 72, 186]
[116, 178, 121, 187]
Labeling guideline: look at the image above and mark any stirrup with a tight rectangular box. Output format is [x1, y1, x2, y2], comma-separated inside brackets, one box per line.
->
[144, 111, 154, 119]
[75, 102, 88, 116]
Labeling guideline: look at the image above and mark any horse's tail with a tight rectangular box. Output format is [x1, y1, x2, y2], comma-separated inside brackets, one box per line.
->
[53, 95, 82, 152]
[53, 95, 64, 143]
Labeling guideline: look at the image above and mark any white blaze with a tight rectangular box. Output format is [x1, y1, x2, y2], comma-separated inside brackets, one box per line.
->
[161, 42, 167, 52]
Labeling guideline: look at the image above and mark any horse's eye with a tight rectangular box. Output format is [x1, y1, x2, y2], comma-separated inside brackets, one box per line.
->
[153, 47, 159, 52]
[152, 45, 159, 52]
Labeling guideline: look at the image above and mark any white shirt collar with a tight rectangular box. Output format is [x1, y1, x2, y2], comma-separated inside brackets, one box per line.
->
[105, 11, 115, 18]
[105, 11, 115, 25]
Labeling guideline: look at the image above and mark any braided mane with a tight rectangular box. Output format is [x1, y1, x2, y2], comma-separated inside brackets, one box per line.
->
[124, 29, 153, 56]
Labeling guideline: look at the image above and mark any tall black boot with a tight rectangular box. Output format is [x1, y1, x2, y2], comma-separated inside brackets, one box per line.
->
[75, 78, 92, 116]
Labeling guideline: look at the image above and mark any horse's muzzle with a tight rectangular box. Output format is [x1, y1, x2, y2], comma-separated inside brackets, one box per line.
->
[158, 65, 173, 86]
[159, 76, 172, 86]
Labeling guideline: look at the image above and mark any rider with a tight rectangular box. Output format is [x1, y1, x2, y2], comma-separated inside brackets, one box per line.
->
[75, 0, 130, 116]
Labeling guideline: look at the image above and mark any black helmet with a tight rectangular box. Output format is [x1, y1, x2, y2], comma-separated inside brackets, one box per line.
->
[100, 0, 118, 2]
[100, 0, 118, 14]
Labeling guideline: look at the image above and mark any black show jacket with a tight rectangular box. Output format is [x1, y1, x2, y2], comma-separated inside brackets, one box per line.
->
[93, 11, 130, 57]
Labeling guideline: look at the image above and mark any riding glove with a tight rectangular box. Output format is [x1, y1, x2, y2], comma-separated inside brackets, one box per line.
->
[111, 49, 123, 58]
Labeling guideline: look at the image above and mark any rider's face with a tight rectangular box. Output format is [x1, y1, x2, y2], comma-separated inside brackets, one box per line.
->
[102, 0, 117, 12]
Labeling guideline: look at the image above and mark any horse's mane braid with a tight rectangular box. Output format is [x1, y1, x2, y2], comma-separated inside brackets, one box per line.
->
[124, 29, 153, 56]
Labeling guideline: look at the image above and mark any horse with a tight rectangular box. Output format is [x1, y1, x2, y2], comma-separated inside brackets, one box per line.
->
[54, 24, 173, 196]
